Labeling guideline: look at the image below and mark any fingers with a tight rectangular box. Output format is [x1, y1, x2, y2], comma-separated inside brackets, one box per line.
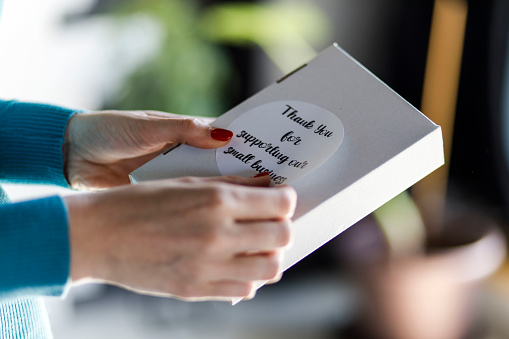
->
[191, 254, 282, 300]
[200, 281, 255, 299]
[86, 174, 296, 301]
[173, 174, 272, 188]
[148, 116, 234, 149]
[234, 220, 292, 252]
[170, 176, 297, 220]
[266, 272, 283, 285]
[223, 252, 282, 281]
[232, 185, 297, 220]
[141, 110, 213, 124]
[173, 281, 255, 300]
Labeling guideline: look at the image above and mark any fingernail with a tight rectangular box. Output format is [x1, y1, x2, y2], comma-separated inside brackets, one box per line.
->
[210, 128, 233, 141]
[252, 172, 270, 178]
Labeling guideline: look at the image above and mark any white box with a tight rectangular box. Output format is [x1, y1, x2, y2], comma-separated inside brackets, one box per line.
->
[130, 43, 444, 302]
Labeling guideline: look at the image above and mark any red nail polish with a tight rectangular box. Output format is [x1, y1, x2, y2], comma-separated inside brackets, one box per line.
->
[252, 172, 271, 178]
[211, 128, 233, 142]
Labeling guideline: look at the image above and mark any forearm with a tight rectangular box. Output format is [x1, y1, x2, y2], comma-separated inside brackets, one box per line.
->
[0, 100, 83, 186]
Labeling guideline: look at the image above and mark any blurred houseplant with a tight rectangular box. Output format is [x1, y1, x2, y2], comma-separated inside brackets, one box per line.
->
[91, 0, 331, 116]
[94, 0, 232, 117]
[198, 2, 330, 74]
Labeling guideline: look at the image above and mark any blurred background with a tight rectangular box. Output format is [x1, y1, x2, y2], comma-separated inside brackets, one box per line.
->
[2, 0, 509, 338]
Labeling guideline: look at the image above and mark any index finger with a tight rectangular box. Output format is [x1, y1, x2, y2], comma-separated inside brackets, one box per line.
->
[171, 175, 297, 219]
[174, 174, 272, 188]
[227, 185, 297, 220]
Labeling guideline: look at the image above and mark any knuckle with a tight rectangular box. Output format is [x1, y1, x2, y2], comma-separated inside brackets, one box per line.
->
[192, 187, 235, 253]
[278, 187, 297, 217]
[239, 282, 255, 297]
[181, 117, 198, 128]
[177, 176, 200, 184]
[207, 186, 225, 206]
[199, 227, 221, 251]
[204, 185, 232, 211]
[182, 118, 201, 133]
[262, 256, 281, 280]
[277, 220, 292, 247]
[173, 118, 202, 144]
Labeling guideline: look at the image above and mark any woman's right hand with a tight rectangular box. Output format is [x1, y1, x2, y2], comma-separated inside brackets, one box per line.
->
[64, 175, 296, 301]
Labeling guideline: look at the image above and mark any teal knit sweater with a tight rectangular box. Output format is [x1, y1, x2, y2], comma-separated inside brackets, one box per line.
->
[0, 100, 79, 338]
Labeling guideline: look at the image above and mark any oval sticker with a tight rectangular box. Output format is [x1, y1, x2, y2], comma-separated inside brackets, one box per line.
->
[216, 101, 344, 185]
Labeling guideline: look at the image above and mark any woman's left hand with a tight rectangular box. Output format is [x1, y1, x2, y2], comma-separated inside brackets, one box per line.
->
[64, 110, 232, 190]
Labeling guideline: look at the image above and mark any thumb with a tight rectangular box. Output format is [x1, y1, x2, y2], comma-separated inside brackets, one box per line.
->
[151, 117, 233, 149]
[172, 173, 272, 188]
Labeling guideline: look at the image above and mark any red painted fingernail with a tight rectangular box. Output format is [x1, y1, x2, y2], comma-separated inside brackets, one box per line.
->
[252, 172, 270, 178]
[210, 128, 233, 142]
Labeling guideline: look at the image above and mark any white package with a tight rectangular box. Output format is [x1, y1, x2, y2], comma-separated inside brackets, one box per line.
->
[130, 43, 444, 302]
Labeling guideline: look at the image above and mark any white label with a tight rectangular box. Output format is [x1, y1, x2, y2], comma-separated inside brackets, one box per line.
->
[216, 101, 344, 185]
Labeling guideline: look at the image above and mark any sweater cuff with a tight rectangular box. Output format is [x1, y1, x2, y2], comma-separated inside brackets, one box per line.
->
[0, 196, 70, 301]
[0, 100, 82, 187]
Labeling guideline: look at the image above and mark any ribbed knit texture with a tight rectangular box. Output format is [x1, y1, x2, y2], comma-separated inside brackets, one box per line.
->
[0, 100, 80, 338]
[0, 101, 76, 186]
[0, 298, 53, 339]
[0, 196, 70, 300]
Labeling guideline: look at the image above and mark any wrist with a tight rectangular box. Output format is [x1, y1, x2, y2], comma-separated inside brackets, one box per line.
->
[63, 113, 82, 187]
[65, 193, 102, 283]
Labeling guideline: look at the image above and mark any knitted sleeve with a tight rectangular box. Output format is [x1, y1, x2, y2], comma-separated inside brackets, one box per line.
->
[0, 100, 78, 186]
[0, 100, 81, 300]
[0, 196, 71, 300]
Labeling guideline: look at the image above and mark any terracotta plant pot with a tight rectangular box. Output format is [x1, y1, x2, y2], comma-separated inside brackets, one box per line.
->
[339, 204, 506, 339]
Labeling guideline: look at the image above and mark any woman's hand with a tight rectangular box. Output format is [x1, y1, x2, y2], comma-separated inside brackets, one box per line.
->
[65, 175, 297, 301]
[63, 109, 298, 301]
[64, 110, 232, 190]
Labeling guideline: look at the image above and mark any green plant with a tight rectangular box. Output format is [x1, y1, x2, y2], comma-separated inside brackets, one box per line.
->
[100, 0, 332, 116]
[102, 0, 232, 117]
